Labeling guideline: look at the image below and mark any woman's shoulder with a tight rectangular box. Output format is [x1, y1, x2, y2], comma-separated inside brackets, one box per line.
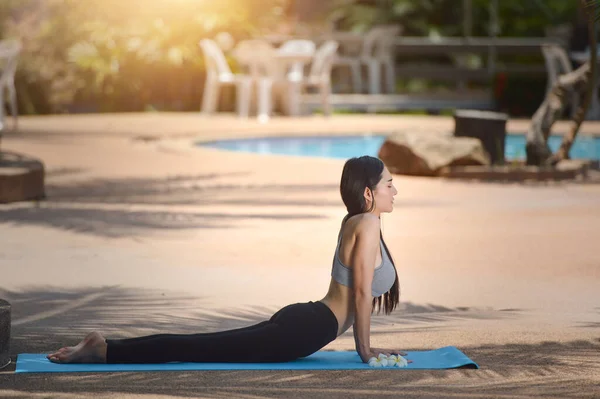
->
[344, 213, 380, 235]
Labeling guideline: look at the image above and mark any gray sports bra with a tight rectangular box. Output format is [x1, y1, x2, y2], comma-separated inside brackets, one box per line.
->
[331, 230, 396, 297]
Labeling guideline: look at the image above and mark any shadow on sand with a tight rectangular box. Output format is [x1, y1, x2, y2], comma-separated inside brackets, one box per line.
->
[40, 172, 340, 207]
[0, 173, 341, 237]
[0, 206, 329, 237]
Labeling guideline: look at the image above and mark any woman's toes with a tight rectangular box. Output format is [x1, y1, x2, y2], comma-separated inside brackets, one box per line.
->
[47, 347, 72, 362]
[53, 352, 67, 362]
[47, 348, 66, 358]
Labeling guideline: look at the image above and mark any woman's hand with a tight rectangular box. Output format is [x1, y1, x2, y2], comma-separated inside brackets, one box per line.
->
[371, 347, 408, 358]
[359, 349, 380, 363]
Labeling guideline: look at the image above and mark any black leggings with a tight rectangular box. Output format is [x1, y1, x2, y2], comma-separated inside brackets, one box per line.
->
[106, 301, 339, 363]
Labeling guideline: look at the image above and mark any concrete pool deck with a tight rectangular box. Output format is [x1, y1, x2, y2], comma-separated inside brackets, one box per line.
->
[0, 112, 599, 398]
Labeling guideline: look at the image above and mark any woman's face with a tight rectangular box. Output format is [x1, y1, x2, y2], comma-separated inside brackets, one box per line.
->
[367, 167, 397, 214]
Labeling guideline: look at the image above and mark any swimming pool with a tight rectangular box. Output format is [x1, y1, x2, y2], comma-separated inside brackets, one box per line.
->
[197, 134, 600, 161]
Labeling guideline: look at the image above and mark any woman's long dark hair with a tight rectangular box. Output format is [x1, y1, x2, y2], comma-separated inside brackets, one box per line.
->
[339, 156, 400, 315]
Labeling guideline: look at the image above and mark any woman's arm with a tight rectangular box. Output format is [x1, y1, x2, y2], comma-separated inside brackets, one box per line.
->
[351, 214, 381, 362]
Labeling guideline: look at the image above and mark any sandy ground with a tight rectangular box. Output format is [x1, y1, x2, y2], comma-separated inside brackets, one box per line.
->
[0, 113, 599, 398]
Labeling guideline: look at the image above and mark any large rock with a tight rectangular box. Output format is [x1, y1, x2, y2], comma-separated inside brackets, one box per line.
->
[378, 132, 490, 176]
[0, 299, 10, 369]
[0, 151, 46, 203]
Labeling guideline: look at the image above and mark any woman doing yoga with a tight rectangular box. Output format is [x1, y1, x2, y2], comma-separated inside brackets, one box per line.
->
[47, 155, 410, 365]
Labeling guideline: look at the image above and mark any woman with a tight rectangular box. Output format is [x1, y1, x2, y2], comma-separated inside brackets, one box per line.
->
[47, 155, 409, 365]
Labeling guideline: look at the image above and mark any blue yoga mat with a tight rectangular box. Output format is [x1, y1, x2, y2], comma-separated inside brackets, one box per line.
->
[16, 346, 478, 373]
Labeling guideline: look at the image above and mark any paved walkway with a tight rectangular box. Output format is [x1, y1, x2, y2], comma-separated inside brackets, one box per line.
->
[1, 113, 599, 398]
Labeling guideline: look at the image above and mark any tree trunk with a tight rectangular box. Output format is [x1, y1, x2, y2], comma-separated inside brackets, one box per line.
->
[525, 62, 590, 165]
[551, 6, 597, 164]
[526, 0, 597, 166]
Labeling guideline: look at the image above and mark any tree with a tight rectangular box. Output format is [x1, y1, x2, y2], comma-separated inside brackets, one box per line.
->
[526, 0, 598, 166]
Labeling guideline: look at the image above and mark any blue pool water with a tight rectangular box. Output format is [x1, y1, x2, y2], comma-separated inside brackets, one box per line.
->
[198, 134, 600, 161]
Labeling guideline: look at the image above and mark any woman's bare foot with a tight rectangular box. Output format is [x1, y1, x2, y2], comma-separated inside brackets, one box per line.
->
[47, 332, 108, 364]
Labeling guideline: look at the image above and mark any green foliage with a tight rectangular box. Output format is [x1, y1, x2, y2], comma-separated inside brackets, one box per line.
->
[329, 0, 579, 37]
[0, 0, 288, 113]
[582, 0, 600, 22]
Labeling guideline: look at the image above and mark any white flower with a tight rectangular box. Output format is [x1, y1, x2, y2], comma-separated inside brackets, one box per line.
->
[387, 354, 409, 367]
[368, 353, 390, 367]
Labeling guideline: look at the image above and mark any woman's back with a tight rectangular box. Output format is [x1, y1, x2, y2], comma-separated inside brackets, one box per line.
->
[320, 213, 385, 335]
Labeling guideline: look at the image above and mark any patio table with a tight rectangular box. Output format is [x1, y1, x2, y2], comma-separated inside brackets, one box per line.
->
[233, 49, 313, 116]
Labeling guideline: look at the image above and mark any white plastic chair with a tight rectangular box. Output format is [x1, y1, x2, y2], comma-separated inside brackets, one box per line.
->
[278, 39, 316, 81]
[0, 39, 21, 130]
[368, 25, 401, 94]
[199, 39, 252, 118]
[333, 25, 401, 94]
[541, 44, 580, 118]
[232, 39, 278, 122]
[287, 40, 339, 116]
